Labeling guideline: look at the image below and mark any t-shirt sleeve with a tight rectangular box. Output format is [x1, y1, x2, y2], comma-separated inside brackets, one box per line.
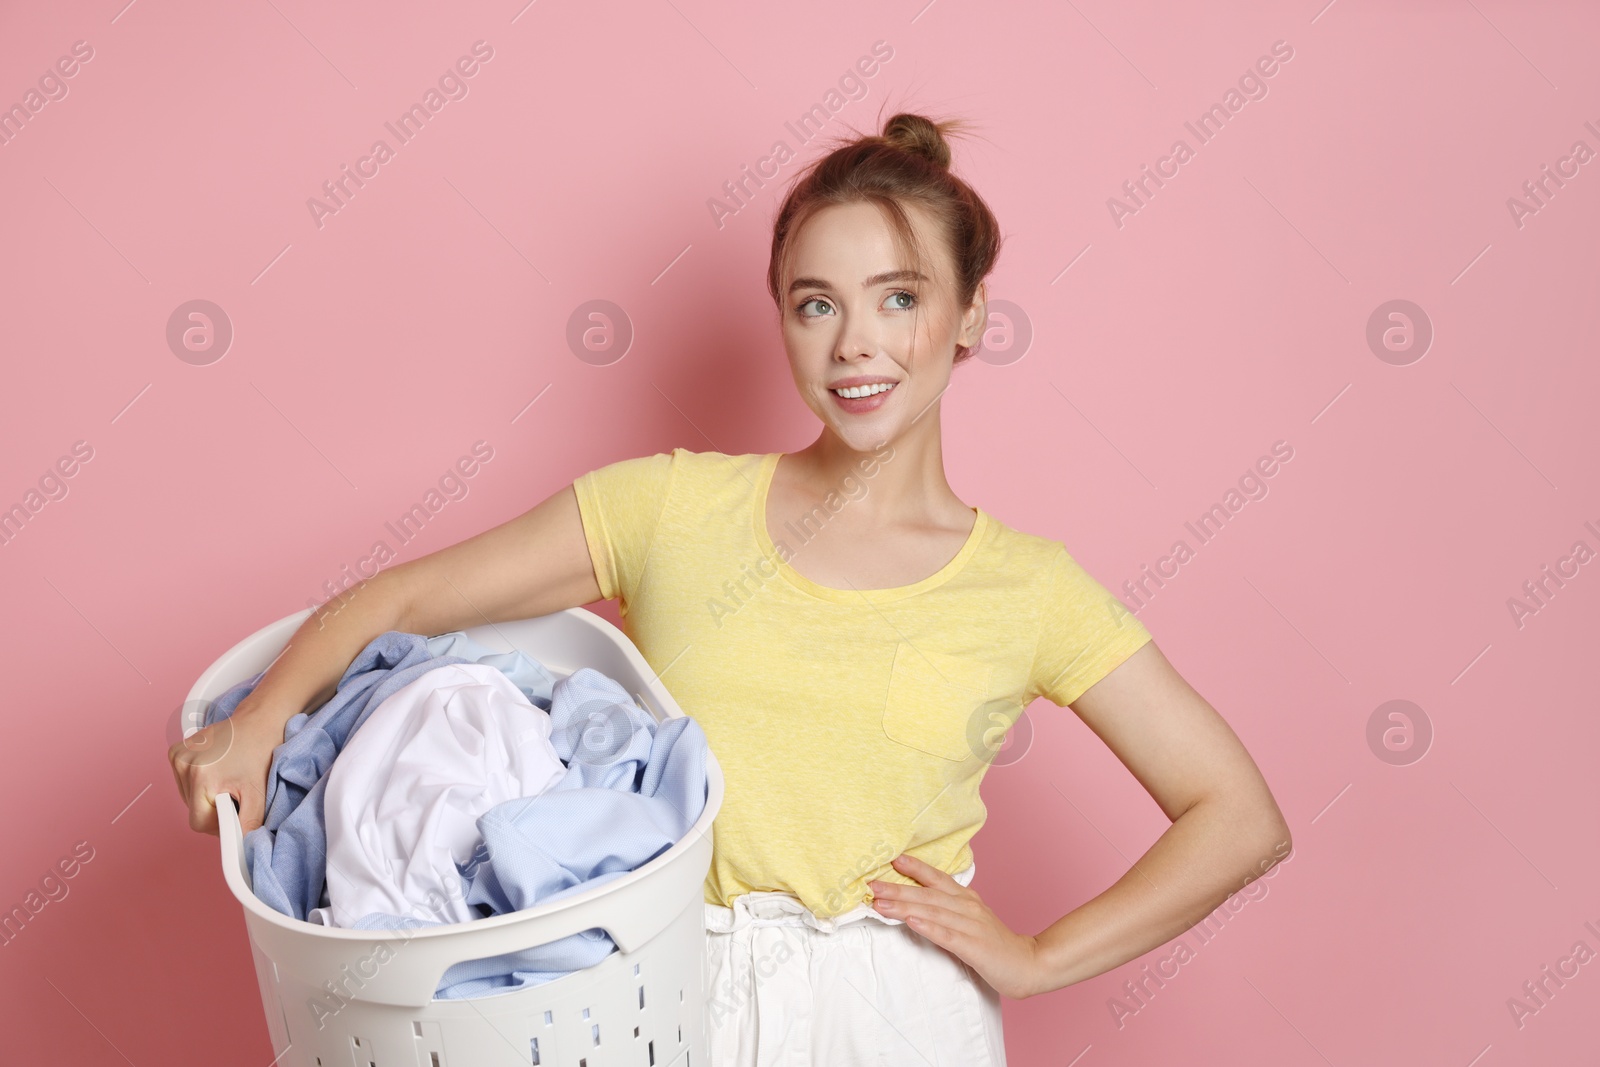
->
[570, 451, 676, 610]
[1028, 544, 1153, 707]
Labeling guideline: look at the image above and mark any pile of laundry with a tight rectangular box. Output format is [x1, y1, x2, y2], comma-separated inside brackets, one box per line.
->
[202, 629, 710, 999]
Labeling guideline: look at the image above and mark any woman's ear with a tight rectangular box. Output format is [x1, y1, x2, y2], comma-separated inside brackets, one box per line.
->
[956, 281, 988, 350]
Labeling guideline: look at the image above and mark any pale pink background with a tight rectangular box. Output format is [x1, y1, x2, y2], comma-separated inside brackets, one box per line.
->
[2, 0, 1597, 1063]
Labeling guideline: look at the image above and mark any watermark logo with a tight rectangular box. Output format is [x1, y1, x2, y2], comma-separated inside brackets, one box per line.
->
[166, 300, 233, 366]
[1108, 837, 1293, 1028]
[566, 299, 633, 366]
[707, 442, 895, 628]
[1505, 521, 1598, 630]
[306, 41, 495, 230]
[0, 440, 94, 549]
[0, 40, 95, 149]
[1365, 699, 1432, 766]
[964, 698, 1033, 766]
[1505, 918, 1600, 1030]
[1506, 120, 1599, 230]
[558, 698, 648, 766]
[708, 929, 800, 1028]
[1119, 439, 1294, 613]
[706, 41, 895, 231]
[164, 699, 235, 768]
[1, 840, 97, 948]
[1365, 299, 1432, 366]
[822, 840, 897, 917]
[307, 441, 495, 628]
[972, 299, 1032, 366]
[1107, 39, 1295, 229]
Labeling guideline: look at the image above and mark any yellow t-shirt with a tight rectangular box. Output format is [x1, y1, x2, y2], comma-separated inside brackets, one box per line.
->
[572, 447, 1152, 919]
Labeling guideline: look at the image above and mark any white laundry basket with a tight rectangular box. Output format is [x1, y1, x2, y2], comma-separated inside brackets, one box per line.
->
[184, 607, 724, 1067]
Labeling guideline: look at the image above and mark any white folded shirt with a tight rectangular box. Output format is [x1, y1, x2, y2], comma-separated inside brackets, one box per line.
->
[314, 662, 567, 926]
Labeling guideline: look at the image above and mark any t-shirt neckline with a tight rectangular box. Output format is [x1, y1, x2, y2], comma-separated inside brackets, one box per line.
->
[750, 451, 988, 604]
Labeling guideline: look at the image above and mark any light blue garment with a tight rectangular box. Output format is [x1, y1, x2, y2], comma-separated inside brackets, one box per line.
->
[423, 631, 559, 709]
[354, 667, 711, 1000]
[203, 630, 558, 921]
[205, 633, 470, 921]
[205, 631, 709, 1000]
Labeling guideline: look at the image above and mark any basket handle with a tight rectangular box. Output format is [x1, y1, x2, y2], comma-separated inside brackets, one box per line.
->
[216, 792, 714, 1007]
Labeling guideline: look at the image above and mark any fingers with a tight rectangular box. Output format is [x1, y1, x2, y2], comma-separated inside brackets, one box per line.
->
[901, 912, 948, 943]
[889, 853, 963, 893]
[170, 744, 207, 835]
[873, 884, 974, 921]
[188, 786, 220, 837]
[237, 781, 265, 834]
[870, 858, 990, 943]
[871, 855, 972, 911]
[168, 711, 274, 837]
[171, 741, 220, 836]
[167, 741, 188, 802]
[887, 899, 983, 952]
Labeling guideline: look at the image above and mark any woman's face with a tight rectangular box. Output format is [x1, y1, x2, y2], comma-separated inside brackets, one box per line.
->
[779, 200, 986, 453]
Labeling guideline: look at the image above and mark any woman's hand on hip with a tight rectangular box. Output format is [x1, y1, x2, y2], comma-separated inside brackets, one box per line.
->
[868, 853, 1043, 1000]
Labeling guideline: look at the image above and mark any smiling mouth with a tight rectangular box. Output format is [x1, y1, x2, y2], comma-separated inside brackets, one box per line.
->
[830, 382, 898, 398]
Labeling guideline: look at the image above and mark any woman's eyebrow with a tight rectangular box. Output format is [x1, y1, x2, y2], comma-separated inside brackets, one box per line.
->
[787, 269, 930, 294]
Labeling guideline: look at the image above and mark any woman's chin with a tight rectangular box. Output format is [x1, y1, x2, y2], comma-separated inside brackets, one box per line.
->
[827, 423, 898, 455]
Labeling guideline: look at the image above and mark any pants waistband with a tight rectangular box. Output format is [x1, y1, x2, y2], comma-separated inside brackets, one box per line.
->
[705, 862, 976, 935]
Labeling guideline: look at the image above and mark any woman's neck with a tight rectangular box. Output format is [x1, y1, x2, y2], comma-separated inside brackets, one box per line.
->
[788, 419, 970, 529]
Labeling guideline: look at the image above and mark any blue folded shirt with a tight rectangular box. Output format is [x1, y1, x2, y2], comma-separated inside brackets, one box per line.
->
[202, 630, 708, 999]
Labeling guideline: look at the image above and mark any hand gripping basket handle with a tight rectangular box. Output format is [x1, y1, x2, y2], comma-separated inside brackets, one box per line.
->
[216, 792, 714, 1007]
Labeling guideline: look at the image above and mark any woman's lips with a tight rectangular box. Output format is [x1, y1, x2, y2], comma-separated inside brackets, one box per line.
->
[830, 382, 897, 414]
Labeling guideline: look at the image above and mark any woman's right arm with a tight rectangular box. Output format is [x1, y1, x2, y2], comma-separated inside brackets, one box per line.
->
[169, 482, 603, 835]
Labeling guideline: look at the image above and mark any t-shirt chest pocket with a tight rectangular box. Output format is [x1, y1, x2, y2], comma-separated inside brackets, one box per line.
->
[880, 641, 993, 762]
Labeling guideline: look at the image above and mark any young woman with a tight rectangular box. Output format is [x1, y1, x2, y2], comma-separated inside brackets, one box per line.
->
[172, 112, 1291, 1065]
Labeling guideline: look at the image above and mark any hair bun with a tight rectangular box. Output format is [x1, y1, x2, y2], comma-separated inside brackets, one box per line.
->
[881, 113, 953, 170]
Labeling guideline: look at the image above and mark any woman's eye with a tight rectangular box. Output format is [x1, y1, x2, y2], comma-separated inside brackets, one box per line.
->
[796, 297, 832, 318]
[885, 290, 917, 310]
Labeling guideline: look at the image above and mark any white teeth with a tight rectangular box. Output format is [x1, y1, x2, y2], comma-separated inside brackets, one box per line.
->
[833, 382, 896, 399]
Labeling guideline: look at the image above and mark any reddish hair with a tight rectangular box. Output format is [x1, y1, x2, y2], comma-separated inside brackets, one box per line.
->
[767, 112, 1003, 366]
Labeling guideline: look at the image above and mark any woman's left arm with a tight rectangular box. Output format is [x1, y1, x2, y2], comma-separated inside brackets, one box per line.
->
[869, 640, 1293, 999]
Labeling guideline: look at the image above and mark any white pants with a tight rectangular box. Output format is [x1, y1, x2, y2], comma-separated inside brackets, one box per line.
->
[703, 864, 1008, 1066]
